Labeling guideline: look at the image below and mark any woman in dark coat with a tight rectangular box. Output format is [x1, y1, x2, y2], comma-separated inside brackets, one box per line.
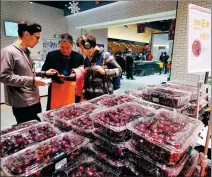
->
[76, 34, 122, 100]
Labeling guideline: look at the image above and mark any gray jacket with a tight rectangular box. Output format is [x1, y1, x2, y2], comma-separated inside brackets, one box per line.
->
[0, 44, 45, 107]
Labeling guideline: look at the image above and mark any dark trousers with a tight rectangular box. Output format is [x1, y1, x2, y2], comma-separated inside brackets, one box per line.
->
[164, 63, 168, 74]
[126, 68, 133, 79]
[12, 102, 42, 124]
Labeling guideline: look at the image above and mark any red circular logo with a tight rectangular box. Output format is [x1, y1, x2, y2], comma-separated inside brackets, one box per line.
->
[192, 40, 201, 57]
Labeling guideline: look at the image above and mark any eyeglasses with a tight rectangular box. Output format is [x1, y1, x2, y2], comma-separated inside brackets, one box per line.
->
[32, 34, 40, 40]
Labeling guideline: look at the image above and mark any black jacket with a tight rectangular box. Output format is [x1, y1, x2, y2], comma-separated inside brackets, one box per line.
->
[126, 54, 134, 69]
[42, 50, 84, 74]
[41, 50, 84, 110]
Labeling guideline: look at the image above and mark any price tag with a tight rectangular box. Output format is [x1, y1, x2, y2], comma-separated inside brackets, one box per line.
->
[55, 158, 67, 170]
[152, 97, 159, 103]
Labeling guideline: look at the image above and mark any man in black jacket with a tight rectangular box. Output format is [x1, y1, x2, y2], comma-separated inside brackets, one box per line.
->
[42, 34, 84, 110]
[126, 49, 135, 80]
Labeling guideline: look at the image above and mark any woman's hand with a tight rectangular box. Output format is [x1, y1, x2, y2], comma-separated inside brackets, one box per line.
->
[45, 69, 58, 76]
[92, 65, 105, 75]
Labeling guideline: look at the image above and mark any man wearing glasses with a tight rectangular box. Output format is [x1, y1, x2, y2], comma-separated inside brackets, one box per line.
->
[42, 34, 84, 110]
[0, 21, 57, 124]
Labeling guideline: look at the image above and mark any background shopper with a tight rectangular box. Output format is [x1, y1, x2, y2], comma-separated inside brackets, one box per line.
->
[126, 48, 135, 80]
[0, 21, 57, 124]
[76, 34, 122, 100]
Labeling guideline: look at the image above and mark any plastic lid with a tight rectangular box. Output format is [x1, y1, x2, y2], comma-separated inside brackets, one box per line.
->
[91, 102, 156, 132]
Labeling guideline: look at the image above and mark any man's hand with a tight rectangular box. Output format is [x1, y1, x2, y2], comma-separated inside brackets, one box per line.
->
[45, 69, 58, 76]
[34, 77, 49, 86]
[92, 65, 105, 75]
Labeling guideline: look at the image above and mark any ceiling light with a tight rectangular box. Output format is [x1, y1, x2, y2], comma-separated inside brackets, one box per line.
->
[65, 4, 68, 6]
[30, 1, 33, 3]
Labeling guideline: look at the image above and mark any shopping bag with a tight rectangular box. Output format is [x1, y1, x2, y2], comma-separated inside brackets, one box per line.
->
[157, 62, 164, 68]
[50, 81, 76, 109]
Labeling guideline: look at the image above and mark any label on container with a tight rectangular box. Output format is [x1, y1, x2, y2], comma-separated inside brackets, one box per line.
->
[152, 97, 159, 103]
[55, 158, 67, 170]
[53, 169, 68, 177]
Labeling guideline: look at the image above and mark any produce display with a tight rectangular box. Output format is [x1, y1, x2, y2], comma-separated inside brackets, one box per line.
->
[160, 82, 207, 101]
[124, 90, 143, 99]
[133, 99, 174, 111]
[88, 143, 125, 167]
[69, 115, 96, 139]
[179, 150, 199, 176]
[1, 133, 89, 176]
[93, 131, 128, 158]
[38, 109, 58, 124]
[54, 103, 98, 130]
[88, 94, 114, 105]
[127, 140, 190, 177]
[128, 110, 204, 165]
[91, 103, 155, 142]
[99, 94, 134, 107]
[0, 120, 39, 136]
[1, 82, 209, 177]
[142, 86, 190, 108]
[0, 122, 58, 157]
[67, 156, 118, 177]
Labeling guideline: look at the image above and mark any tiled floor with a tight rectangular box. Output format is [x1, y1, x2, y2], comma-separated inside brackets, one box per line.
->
[0, 74, 168, 129]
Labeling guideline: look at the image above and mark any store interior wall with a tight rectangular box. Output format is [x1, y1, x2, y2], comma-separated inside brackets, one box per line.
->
[1, 1, 68, 103]
[108, 25, 160, 43]
[67, 1, 177, 52]
[1, 1, 68, 60]
[170, 1, 211, 84]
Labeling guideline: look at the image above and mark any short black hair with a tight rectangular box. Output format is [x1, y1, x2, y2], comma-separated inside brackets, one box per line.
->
[59, 33, 73, 43]
[77, 33, 96, 49]
[18, 20, 42, 37]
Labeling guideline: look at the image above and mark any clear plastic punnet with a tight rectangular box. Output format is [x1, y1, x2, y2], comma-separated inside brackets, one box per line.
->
[0, 122, 59, 158]
[68, 114, 97, 139]
[93, 131, 130, 159]
[66, 155, 119, 177]
[133, 99, 174, 111]
[87, 143, 125, 173]
[90, 102, 156, 142]
[98, 94, 135, 107]
[166, 81, 208, 94]
[1, 132, 89, 176]
[38, 109, 58, 124]
[87, 94, 115, 106]
[54, 102, 99, 130]
[128, 109, 204, 165]
[0, 120, 39, 136]
[179, 150, 199, 177]
[125, 89, 144, 99]
[142, 86, 190, 108]
[127, 140, 190, 177]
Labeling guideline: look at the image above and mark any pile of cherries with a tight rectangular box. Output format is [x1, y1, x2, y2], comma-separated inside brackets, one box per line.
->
[134, 113, 187, 147]
[89, 95, 113, 105]
[55, 103, 97, 129]
[71, 164, 109, 177]
[99, 95, 134, 107]
[71, 115, 94, 132]
[142, 87, 189, 108]
[0, 124, 56, 157]
[0, 120, 39, 136]
[4, 134, 85, 175]
[95, 104, 154, 127]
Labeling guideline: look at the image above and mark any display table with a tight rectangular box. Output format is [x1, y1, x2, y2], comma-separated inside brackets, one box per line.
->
[133, 61, 161, 76]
